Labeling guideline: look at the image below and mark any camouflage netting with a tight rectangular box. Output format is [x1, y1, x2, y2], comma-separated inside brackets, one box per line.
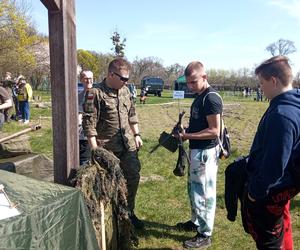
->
[76, 147, 136, 250]
[0, 134, 32, 158]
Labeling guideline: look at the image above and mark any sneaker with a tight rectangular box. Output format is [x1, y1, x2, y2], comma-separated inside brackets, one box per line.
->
[184, 233, 211, 249]
[176, 220, 198, 231]
[130, 214, 144, 229]
[23, 120, 29, 124]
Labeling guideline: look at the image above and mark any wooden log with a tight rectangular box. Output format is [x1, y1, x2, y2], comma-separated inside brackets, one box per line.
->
[0, 125, 41, 144]
[100, 201, 106, 250]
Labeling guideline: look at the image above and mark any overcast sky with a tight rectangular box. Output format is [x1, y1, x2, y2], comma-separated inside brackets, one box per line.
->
[30, 0, 300, 73]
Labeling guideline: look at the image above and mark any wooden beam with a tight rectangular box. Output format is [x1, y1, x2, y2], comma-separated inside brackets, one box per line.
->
[46, 0, 79, 184]
[40, 0, 60, 11]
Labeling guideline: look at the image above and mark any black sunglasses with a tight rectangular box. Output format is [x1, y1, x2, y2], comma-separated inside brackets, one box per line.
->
[112, 71, 129, 82]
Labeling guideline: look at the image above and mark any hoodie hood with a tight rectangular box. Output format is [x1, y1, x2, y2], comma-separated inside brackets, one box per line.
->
[270, 88, 300, 109]
[268, 89, 300, 123]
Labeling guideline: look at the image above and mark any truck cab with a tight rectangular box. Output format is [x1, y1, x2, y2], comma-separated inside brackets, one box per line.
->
[141, 76, 164, 97]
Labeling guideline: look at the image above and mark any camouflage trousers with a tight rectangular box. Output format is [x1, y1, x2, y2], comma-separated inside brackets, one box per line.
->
[188, 146, 219, 237]
[0, 113, 4, 129]
[115, 150, 141, 214]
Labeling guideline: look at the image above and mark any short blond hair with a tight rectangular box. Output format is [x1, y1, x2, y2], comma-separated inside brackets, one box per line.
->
[184, 61, 205, 77]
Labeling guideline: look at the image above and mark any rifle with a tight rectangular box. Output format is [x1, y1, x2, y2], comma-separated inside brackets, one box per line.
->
[172, 111, 190, 177]
[149, 111, 190, 177]
[149, 112, 186, 154]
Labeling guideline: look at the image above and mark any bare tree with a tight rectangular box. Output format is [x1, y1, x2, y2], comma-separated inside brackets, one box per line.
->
[294, 71, 300, 88]
[165, 63, 184, 88]
[266, 38, 297, 56]
[131, 57, 165, 86]
[30, 39, 50, 90]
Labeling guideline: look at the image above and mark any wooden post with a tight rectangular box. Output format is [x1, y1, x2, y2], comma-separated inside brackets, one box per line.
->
[41, 0, 79, 184]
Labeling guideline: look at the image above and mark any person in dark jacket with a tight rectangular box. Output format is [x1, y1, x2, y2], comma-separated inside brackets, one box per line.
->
[243, 55, 300, 250]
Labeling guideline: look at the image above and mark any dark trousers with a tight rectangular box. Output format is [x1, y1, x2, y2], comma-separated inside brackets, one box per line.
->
[13, 96, 20, 119]
[115, 150, 141, 214]
[242, 187, 298, 250]
[79, 140, 91, 166]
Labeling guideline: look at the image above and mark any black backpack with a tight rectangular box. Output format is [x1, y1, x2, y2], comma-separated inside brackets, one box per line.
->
[219, 122, 231, 159]
[203, 92, 231, 159]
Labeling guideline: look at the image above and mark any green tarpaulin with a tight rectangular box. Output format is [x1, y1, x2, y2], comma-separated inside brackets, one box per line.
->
[0, 170, 99, 250]
[176, 75, 186, 83]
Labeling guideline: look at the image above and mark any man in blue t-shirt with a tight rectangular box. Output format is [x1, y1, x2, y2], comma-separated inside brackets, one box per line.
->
[175, 61, 223, 249]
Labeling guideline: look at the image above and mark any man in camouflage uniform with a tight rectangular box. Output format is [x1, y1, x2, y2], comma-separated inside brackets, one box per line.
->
[0, 85, 12, 129]
[82, 58, 144, 229]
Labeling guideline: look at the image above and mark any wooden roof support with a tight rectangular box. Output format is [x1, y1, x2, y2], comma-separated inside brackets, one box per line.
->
[40, 0, 60, 11]
[42, 0, 79, 184]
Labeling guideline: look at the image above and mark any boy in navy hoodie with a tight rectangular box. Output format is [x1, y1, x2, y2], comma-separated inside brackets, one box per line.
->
[243, 55, 300, 250]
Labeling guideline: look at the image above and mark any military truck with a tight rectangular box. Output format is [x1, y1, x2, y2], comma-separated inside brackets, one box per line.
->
[140, 76, 164, 97]
[174, 75, 195, 98]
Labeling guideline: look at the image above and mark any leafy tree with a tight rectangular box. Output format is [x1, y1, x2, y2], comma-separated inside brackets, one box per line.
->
[110, 31, 126, 57]
[77, 49, 100, 79]
[77, 49, 114, 82]
[0, 0, 43, 83]
[90, 51, 114, 81]
[266, 38, 297, 56]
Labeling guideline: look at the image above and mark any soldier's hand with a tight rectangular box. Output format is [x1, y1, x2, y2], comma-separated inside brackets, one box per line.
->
[134, 135, 143, 149]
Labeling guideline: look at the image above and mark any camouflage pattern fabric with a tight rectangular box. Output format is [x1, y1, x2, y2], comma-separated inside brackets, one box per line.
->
[76, 147, 137, 249]
[0, 134, 32, 158]
[82, 81, 141, 214]
[82, 81, 138, 152]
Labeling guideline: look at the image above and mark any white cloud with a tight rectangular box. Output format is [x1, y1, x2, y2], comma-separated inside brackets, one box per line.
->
[269, 0, 300, 25]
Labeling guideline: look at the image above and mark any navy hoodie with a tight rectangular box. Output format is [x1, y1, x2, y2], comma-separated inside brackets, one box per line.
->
[246, 89, 300, 200]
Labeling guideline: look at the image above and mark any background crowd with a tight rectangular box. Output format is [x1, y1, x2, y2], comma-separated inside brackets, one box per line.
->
[0, 72, 33, 128]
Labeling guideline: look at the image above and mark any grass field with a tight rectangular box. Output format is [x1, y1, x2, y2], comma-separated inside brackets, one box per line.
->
[2, 90, 299, 249]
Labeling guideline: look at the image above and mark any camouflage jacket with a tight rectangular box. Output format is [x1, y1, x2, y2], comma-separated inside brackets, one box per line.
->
[82, 81, 139, 153]
[0, 86, 10, 113]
